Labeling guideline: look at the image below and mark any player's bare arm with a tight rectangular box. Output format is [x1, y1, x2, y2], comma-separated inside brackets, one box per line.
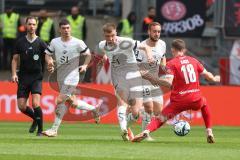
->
[201, 69, 221, 83]
[138, 44, 154, 64]
[95, 44, 107, 72]
[140, 70, 172, 88]
[79, 49, 91, 73]
[98, 54, 107, 66]
[45, 54, 54, 73]
[11, 54, 19, 83]
[96, 54, 107, 73]
[160, 57, 167, 71]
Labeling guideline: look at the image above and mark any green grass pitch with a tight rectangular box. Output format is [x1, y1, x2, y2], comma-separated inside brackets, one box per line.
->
[0, 122, 239, 160]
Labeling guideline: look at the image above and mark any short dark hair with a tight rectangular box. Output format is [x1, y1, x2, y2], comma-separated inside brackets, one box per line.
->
[25, 16, 38, 24]
[171, 39, 186, 51]
[148, 6, 155, 11]
[59, 19, 70, 27]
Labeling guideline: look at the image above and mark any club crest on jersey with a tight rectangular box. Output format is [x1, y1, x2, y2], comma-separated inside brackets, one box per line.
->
[33, 54, 39, 60]
[63, 50, 67, 54]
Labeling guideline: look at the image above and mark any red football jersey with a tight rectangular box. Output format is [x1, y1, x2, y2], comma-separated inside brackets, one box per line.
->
[166, 55, 204, 102]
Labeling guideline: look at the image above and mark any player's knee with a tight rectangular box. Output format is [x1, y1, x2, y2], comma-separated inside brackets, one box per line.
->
[32, 101, 40, 108]
[66, 95, 77, 108]
[131, 109, 139, 118]
[17, 101, 27, 111]
[128, 98, 136, 106]
[66, 99, 75, 108]
[144, 108, 153, 114]
[18, 104, 27, 112]
[144, 104, 153, 114]
[55, 96, 64, 105]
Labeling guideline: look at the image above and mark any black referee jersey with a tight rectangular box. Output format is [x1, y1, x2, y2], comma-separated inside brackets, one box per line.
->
[14, 36, 47, 78]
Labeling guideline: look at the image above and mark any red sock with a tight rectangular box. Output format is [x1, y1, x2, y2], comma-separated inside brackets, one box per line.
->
[201, 104, 212, 128]
[146, 117, 163, 132]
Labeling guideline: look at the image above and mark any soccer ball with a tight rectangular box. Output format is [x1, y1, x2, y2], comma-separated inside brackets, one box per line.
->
[173, 120, 190, 136]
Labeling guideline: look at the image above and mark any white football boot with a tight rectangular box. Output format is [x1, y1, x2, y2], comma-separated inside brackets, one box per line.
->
[121, 129, 129, 141]
[206, 128, 215, 143]
[42, 128, 58, 137]
[92, 100, 103, 124]
[132, 130, 150, 142]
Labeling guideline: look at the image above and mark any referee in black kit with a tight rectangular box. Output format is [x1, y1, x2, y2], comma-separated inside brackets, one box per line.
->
[11, 16, 47, 136]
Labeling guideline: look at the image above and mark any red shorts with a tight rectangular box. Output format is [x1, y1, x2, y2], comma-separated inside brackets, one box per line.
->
[162, 97, 207, 119]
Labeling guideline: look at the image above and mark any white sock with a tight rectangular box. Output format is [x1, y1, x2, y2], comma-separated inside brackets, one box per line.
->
[76, 99, 95, 111]
[141, 111, 152, 131]
[117, 105, 127, 131]
[206, 128, 213, 136]
[51, 103, 68, 131]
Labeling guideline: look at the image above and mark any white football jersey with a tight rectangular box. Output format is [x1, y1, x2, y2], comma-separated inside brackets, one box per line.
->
[136, 39, 166, 64]
[137, 39, 166, 97]
[45, 37, 88, 67]
[97, 36, 140, 68]
[45, 37, 89, 85]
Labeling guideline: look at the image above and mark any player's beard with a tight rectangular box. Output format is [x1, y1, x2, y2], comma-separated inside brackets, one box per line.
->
[150, 36, 159, 42]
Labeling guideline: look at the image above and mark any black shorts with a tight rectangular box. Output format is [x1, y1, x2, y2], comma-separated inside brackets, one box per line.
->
[17, 75, 42, 99]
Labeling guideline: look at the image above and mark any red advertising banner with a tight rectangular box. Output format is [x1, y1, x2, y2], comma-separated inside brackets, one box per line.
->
[0, 82, 240, 126]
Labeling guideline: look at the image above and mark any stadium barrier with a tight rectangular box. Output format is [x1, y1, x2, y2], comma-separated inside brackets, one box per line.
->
[0, 82, 240, 126]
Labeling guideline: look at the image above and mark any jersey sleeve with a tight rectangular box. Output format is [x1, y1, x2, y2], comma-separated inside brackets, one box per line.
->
[166, 61, 175, 76]
[41, 40, 48, 54]
[95, 41, 106, 56]
[45, 40, 55, 56]
[132, 40, 141, 50]
[78, 40, 89, 54]
[196, 59, 204, 74]
[162, 41, 167, 57]
[13, 40, 20, 55]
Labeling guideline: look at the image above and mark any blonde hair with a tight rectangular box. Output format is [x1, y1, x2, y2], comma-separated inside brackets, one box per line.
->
[148, 22, 161, 30]
[102, 23, 116, 33]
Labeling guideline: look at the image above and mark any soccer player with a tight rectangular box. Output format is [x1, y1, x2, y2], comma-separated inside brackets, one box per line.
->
[132, 39, 220, 143]
[135, 22, 166, 141]
[11, 16, 47, 136]
[96, 23, 154, 141]
[42, 19, 101, 137]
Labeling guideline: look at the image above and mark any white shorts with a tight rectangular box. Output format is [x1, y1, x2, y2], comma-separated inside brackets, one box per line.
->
[142, 79, 163, 104]
[111, 64, 143, 101]
[57, 68, 79, 96]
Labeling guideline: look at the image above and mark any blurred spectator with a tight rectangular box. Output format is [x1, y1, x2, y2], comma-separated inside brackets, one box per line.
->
[67, 6, 87, 40]
[117, 12, 136, 38]
[36, 9, 55, 44]
[142, 6, 156, 40]
[0, 7, 20, 70]
[18, 23, 26, 37]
